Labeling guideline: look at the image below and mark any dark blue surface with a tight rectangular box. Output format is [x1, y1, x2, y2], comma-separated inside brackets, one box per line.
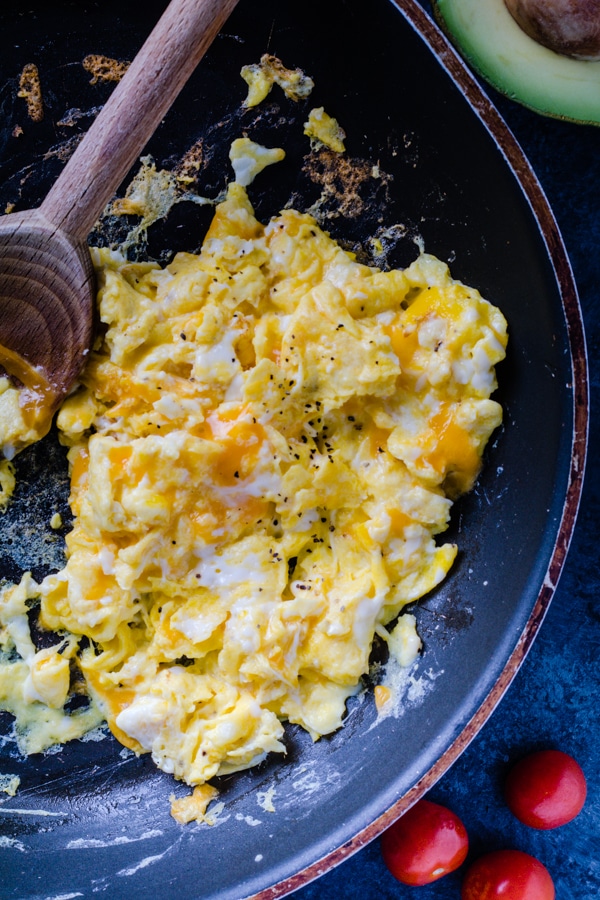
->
[294, 5, 600, 899]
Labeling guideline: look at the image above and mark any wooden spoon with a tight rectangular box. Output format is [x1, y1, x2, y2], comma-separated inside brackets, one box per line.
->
[0, 0, 239, 455]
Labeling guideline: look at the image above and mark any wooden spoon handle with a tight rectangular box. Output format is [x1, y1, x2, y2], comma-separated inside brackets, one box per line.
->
[40, 0, 239, 241]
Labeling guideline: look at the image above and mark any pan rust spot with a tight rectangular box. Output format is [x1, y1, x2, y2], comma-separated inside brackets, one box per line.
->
[17, 63, 43, 123]
[302, 149, 391, 220]
[174, 137, 208, 188]
[82, 54, 130, 84]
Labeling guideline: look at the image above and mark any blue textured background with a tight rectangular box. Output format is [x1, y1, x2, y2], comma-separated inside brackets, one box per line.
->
[294, 3, 600, 898]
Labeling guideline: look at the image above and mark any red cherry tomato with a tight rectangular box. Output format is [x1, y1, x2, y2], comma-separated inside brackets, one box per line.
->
[504, 749, 587, 829]
[381, 798, 468, 886]
[461, 849, 555, 900]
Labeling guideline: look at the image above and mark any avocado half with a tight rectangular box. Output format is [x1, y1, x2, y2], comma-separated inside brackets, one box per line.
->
[432, 0, 600, 125]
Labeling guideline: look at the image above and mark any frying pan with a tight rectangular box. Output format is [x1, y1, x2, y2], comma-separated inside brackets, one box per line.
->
[0, 0, 587, 898]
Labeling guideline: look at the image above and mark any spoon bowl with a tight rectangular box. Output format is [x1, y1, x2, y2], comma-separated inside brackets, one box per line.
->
[0, 0, 238, 455]
[0, 210, 95, 443]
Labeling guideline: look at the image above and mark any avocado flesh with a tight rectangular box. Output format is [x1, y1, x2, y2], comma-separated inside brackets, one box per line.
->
[433, 0, 600, 125]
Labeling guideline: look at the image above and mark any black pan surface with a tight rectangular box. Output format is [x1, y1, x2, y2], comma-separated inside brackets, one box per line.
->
[0, 1, 587, 898]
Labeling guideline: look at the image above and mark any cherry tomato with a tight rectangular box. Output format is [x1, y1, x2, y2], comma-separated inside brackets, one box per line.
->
[381, 798, 468, 886]
[461, 849, 555, 900]
[504, 749, 587, 829]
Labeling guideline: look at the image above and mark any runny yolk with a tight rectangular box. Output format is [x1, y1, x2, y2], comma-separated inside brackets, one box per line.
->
[387, 507, 413, 535]
[368, 422, 392, 456]
[0, 342, 57, 434]
[385, 323, 420, 376]
[403, 285, 467, 323]
[387, 285, 468, 382]
[425, 403, 480, 479]
[207, 413, 268, 485]
[87, 678, 141, 752]
[193, 411, 272, 537]
[108, 444, 132, 472]
[70, 447, 90, 489]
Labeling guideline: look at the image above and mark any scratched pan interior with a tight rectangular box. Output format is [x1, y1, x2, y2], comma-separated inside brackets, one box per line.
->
[0, 0, 586, 898]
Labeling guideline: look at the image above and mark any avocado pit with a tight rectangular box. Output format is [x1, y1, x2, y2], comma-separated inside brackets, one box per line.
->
[433, 0, 600, 125]
[504, 0, 600, 59]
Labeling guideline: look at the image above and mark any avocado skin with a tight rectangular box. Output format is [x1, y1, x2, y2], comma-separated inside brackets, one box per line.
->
[432, 0, 600, 126]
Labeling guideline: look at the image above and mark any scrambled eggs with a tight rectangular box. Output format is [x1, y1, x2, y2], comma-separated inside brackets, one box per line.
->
[241, 54, 315, 108]
[0, 136, 507, 804]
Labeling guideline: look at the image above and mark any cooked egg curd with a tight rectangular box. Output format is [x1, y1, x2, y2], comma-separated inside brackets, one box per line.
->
[0, 166, 507, 797]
